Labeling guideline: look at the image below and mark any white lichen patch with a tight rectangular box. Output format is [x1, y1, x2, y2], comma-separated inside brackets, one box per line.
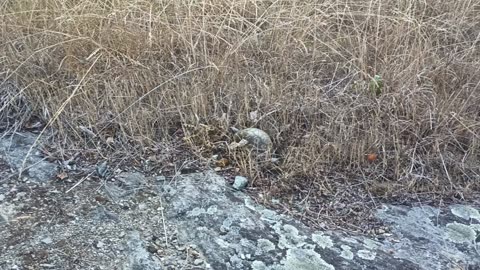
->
[312, 233, 334, 249]
[187, 207, 206, 217]
[451, 205, 480, 221]
[283, 248, 335, 270]
[206, 205, 218, 214]
[357, 250, 376, 260]
[362, 238, 380, 250]
[446, 222, 477, 244]
[0, 202, 19, 223]
[343, 237, 360, 244]
[274, 223, 308, 249]
[340, 245, 354, 260]
[261, 209, 281, 223]
[221, 217, 233, 231]
[251, 261, 268, 270]
[256, 239, 276, 255]
[470, 224, 480, 232]
[214, 237, 231, 249]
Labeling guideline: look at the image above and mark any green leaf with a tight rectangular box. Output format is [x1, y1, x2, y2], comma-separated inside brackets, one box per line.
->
[369, 75, 383, 96]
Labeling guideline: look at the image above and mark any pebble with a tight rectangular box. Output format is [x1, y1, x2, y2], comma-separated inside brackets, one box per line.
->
[147, 245, 158, 254]
[96, 161, 108, 178]
[41, 237, 53, 245]
[0, 194, 5, 201]
[233, 176, 248, 190]
[39, 263, 56, 269]
[193, 259, 204, 265]
[96, 241, 104, 248]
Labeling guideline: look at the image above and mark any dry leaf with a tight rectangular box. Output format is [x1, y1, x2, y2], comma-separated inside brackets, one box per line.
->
[215, 158, 230, 167]
[249, 110, 258, 121]
[56, 172, 68, 180]
[106, 137, 114, 144]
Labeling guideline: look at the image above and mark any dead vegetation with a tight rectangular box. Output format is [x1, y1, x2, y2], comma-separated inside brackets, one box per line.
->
[1, 0, 479, 230]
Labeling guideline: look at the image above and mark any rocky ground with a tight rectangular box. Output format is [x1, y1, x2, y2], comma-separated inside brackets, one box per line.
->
[1, 132, 480, 270]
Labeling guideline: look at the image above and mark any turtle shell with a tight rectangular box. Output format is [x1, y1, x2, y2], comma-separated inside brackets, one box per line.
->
[234, 127, 272, 151]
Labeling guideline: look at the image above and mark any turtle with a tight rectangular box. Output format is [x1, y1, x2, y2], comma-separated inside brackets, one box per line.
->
[230, 127, 273, 152]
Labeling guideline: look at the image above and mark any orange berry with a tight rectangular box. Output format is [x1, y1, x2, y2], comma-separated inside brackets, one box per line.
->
[367, 153, 378, 162]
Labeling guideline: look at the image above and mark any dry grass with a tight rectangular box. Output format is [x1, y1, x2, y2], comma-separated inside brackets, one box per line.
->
[1, 0, 480, 225]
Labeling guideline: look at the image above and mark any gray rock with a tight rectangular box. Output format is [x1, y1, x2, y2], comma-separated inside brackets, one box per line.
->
[125, 231, 162, 270]
[2, 132, 480, 270]
[376, 204, 480, 269]
[90, 205, 120, 223]
[159, 171, 421, 269]
[233, 176, 248, 190]
[41, 236, 53, 245]
[0, 133, 57, 182]
[104, 172, 147, 201]
[193, 259, 203, 265]
[96, 161, 109, 178]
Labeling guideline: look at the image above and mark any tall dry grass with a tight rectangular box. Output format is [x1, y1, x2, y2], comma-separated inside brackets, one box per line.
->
[1, 0, 479, 197]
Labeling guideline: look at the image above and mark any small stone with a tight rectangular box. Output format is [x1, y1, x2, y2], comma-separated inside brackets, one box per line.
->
[0, 194, 5, 201]
[233, 176, 248, 190]
[193, 259, 204, 265]
[39, 263, 56, 269]
[147, 245, 158, 254]
[96, 241, 104, 248]
[96, 161, 108, 178]
[41, 237, 53, 245]
[177, 245, 186, 251]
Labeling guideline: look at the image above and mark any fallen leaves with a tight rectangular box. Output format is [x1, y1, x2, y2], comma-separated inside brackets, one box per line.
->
[215, 158, 230, 168]
[56, 172, 69, 180]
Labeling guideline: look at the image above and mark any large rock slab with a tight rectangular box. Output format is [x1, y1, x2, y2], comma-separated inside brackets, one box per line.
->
[377, 204, 480, 269]
[1, 132, 479, 270]
[158, 172, 480, 269]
